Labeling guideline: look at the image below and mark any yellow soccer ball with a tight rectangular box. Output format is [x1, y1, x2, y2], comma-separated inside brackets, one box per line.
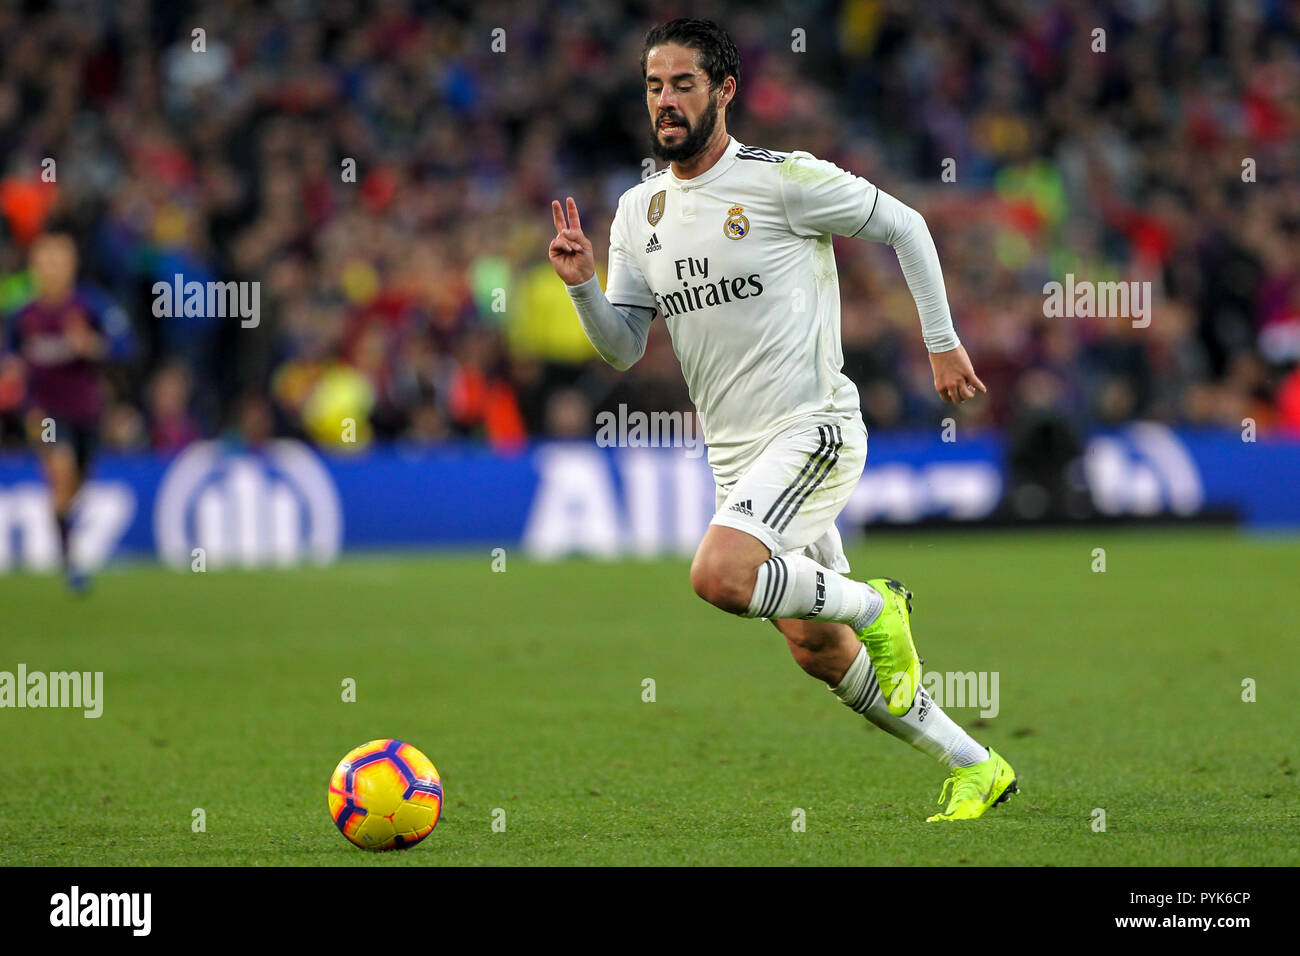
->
[328, 739, 443, 850]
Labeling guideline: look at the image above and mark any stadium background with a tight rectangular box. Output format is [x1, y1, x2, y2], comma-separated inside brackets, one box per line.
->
[0, 0, 1297, 448]
[3, 0, 1300, 568]
[1, 0, 1298, 874]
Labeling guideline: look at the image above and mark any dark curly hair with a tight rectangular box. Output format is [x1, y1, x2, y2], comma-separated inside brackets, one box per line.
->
[640, 18, 741, 107]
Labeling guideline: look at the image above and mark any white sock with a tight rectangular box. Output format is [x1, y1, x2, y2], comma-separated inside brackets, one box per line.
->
[745, 554, 884, 630]
[832, 644, 989, 768]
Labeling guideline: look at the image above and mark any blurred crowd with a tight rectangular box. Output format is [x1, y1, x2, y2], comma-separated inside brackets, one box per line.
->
[1, 0, 1299, 458]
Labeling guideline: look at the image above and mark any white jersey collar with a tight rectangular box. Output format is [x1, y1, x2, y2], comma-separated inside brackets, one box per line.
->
[668, 136, 743, 190]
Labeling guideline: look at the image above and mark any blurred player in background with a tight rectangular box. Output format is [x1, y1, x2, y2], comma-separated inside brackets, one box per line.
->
[0, 232, 125, 592]
[552, 18, 1016, 821]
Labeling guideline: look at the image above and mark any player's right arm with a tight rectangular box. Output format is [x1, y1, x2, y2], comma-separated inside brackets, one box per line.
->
[550, 195, 655, 371]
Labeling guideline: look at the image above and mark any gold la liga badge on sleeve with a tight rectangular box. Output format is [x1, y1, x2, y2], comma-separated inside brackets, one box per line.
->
[647, 189, 666, 225]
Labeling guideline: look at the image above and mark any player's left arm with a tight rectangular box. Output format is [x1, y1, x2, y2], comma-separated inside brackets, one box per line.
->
[856, 189, 985, 405]
[780, 154, 985, 405]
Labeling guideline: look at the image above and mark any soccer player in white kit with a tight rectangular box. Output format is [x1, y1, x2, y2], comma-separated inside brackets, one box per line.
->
[550, 18, 1017, 821]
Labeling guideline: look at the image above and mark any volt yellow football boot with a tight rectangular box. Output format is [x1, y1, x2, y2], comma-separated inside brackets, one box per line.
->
[857, 578, 921, 716]
[926, 748, 1019, 822]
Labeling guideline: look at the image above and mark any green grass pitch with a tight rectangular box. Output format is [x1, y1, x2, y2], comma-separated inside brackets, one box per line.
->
[2, 529, 1296, 866]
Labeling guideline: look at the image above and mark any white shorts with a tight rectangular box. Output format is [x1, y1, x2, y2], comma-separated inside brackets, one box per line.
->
[709, 417, 868, 573]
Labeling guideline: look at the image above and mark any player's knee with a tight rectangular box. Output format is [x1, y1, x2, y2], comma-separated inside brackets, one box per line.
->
[689, 555, 754, 615]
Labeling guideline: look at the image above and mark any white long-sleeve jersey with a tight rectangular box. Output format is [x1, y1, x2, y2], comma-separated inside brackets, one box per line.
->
[567, 136, 959, 479]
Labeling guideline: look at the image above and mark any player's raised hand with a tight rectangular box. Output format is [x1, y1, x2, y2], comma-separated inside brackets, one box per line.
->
[549, 196, 595, 286]
[928, 344, 987, 405]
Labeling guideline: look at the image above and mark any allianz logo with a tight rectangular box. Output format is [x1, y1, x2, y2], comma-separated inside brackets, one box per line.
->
[0, 440, 342, 571]
[1083, 423, 1203, 516]
[155, 440, 343, 568]
[522, 445, 1007, 558]
[521, 424, 1205, 558]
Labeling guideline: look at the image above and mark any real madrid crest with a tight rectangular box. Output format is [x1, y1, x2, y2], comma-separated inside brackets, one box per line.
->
[647, 190, 666, 226]
[724, 204, 749, 240]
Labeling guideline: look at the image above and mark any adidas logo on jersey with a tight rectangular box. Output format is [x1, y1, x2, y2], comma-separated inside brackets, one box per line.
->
[728, 498, 754, 517]
[645, 233, 662, 253]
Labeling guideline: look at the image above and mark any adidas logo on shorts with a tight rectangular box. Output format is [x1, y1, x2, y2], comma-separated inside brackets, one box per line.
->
[728, 498, 754, 517]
